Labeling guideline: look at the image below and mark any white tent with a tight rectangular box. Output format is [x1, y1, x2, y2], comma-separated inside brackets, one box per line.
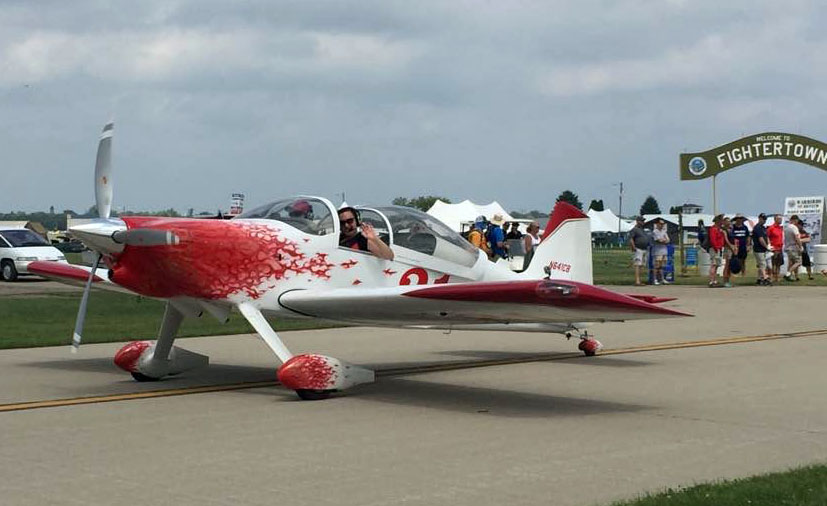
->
[587, 209, 634, 233]
[642, 213, 682, 225]
[426, 200, 515, 232]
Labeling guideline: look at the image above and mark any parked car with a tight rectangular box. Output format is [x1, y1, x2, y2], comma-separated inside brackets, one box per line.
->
[0, 228, 68, 281]
[53, 239, 88, 253]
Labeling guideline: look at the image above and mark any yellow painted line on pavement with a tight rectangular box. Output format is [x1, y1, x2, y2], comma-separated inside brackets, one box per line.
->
[0, 381, 278, 413]
[378, 328, 827, 376]
[2, 328, 826, 413]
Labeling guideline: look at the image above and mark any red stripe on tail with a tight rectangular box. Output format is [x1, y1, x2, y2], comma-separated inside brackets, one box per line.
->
[541, 201, 588, 241]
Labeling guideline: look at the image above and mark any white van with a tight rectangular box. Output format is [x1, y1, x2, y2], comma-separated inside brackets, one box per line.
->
[0, 228, 68, 281]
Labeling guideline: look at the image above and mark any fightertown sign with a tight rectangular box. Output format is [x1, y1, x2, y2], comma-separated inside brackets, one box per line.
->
[680, 132, 827, 180]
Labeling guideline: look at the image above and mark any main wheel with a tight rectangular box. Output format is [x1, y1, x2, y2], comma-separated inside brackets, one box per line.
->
[131, 371, 161, 382]
[1, 261, 18, 282]
[295, 389, 333, 401]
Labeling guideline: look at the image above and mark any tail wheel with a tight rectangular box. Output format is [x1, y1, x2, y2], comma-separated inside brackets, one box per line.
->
[295, 389, 334, 401]
[578, 338, 603, 357]
[1, 261, 18, 282]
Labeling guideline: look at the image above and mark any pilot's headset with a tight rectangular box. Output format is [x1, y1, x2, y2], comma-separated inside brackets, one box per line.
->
[338, 206, 362, 227]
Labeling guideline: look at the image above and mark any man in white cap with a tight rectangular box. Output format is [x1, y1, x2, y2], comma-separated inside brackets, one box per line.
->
[628, 216, 651, 286]
[487, 213, 508, 260]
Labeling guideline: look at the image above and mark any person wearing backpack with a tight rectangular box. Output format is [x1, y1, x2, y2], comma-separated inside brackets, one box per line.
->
[467, 216, 491, 257]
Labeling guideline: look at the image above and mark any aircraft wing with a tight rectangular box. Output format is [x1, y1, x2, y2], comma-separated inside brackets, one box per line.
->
[277, 279, 690, 327]
[26, 260, 128, 294]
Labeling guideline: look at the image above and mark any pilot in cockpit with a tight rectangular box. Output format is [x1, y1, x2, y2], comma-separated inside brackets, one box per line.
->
[288, 199, 313, 219]
[279, 199, 321, 233]
[338, 207, 394, 260]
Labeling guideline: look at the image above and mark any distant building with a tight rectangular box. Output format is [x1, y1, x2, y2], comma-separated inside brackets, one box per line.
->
[0, 220, 48, 239]
[681, 203, 703, 214]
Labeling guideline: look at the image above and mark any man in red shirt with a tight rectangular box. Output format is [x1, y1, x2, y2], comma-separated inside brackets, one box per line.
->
[766, 214, 784, 283]
[707, 214, 725, 287]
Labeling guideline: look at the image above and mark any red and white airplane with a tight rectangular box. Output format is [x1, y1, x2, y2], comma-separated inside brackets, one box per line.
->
[30, 124, 689, 400]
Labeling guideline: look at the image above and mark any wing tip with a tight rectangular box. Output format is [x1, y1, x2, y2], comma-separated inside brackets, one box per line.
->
[28, 261, 104, 283]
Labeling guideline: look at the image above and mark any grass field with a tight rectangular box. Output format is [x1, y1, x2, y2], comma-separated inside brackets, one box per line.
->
[0, 292, 333, 349]
[612, 463, 827, 506]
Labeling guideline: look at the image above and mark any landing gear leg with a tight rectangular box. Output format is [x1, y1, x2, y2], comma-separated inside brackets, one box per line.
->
[114, 302, 209, 379]
[237, 302, 374, 400]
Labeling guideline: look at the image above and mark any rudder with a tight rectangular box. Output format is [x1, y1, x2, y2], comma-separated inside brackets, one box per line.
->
[519, 201, 593, 284]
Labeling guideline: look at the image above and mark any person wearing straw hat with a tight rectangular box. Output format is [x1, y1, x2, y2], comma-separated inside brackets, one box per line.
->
[487, 213, 508, 260]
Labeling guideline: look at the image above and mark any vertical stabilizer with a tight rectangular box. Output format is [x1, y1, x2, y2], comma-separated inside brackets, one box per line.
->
[519, 201, 593, 284]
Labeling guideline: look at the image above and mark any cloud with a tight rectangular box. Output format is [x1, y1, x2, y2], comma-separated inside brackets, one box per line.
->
[535, 13, 821, 98]
[1, 0, 826, 215]
[0, 27, 421, 87]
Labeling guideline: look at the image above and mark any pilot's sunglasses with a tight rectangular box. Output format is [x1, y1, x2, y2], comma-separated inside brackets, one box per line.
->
[340, 218, 357, 226]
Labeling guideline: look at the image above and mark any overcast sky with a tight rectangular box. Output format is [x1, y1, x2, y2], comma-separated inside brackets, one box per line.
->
[2, 0, 826, 216]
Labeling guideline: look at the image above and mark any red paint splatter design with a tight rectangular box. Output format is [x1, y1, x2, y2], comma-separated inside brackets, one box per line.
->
[352, 279, 362, 285]
[382, 268, 397, 276]
[277, 354, 337, 390]
[340, 259, 358, 269]
[113, 341, 151, 372]
[111, 218, 334, 299]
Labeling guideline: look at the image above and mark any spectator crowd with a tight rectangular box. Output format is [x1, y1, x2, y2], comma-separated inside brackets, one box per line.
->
[462, 210, 824, 286]
[628, 212, 825, 287]
[466, 215, 541, 270]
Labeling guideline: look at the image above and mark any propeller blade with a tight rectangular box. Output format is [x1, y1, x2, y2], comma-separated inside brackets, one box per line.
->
[94, 122, 114, 219]
[111, 228, 180, 247]
[71, 253, 102, 353]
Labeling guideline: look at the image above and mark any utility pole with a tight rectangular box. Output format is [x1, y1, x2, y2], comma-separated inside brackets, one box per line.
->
[613, 182, 624, 244]
[711, 175, 717, 215]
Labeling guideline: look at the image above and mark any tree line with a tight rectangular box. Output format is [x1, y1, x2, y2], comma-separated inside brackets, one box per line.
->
[0, 205, 212, 230]
[391, 192, 671, 218]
